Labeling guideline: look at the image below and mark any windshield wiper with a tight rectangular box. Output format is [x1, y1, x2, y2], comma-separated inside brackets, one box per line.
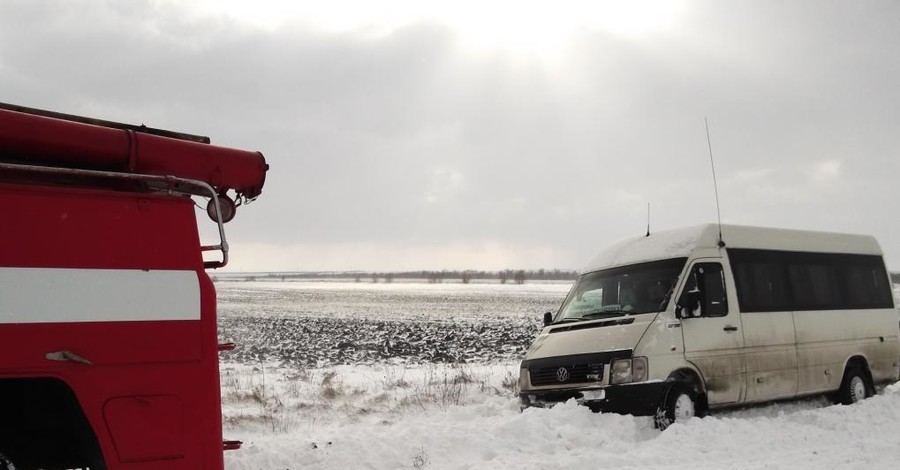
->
[580, 309, 632, 319]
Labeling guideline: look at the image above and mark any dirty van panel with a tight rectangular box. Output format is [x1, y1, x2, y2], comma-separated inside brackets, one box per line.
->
[794, 309, 857, 394]
[679, 261, 745, 405]
[794, 308, 900, 392]
[740, 318, 799, 403]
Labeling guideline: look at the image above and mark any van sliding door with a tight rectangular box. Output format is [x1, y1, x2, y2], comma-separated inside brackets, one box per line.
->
[728, 249, 799, 403]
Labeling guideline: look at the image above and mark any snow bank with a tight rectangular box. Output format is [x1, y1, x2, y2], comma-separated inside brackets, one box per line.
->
[223, 364, 900, 470]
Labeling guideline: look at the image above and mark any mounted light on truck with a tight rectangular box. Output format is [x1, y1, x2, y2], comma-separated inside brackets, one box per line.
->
[611, 357, 648, 384]
[207, 193, 236, 223]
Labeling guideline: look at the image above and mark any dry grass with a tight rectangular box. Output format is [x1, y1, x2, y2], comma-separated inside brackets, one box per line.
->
[220, 362, 520, 433]
[412, 446, 429, 468]
[501, 370, 519, 393]
[321, 371, 343, 400]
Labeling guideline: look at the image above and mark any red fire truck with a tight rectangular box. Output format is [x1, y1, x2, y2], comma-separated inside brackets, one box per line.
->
[0, 103, 268, 470]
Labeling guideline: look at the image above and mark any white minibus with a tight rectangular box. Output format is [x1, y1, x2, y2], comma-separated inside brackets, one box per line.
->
[519, 224, 900, 428]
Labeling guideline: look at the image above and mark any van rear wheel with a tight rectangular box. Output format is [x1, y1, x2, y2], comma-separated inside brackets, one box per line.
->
[654, 383, 697, 430]
[836, 366, 871, 405]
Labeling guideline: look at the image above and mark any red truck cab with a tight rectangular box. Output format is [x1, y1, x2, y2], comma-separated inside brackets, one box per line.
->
[0, 103, 268, 470]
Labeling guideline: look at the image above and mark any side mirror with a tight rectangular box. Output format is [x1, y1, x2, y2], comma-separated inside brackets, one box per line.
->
[676, 290, 702, 319]
[542, 311, 553, 327]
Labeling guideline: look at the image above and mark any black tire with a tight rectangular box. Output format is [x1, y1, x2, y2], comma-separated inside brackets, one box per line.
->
[0, 453, 16, 470]
[654, 383, 699, 430]
[835, 366, 872, 405]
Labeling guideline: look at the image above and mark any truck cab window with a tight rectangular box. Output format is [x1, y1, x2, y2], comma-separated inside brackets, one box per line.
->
[679, 263, 728, 317]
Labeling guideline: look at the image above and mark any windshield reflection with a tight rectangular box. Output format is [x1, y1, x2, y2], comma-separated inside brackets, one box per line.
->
[555, 258, 687, 323]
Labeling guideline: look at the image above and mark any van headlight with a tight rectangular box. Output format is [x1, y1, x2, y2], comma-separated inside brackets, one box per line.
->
[611, 357, 648, 384]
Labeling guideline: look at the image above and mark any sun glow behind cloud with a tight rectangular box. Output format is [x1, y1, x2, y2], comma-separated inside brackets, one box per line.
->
[172, 0, 685, 56]
[432, 0, 685, 57]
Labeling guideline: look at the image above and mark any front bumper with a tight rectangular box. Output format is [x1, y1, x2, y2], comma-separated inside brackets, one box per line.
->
[519, 381, 667, 416]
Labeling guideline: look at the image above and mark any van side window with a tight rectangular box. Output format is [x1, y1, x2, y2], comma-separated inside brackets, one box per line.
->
[730, 254, 790, 312]
[788, 262, 841, 308]
[680, 263, 728, 317]
[844, 261, 893, 308]
[729, 248, 893, 312]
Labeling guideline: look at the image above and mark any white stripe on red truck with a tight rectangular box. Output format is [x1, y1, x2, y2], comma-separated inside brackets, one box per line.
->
[0, 268, 201, 323]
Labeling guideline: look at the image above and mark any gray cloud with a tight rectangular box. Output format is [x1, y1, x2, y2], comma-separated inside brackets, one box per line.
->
[3, 0, 900, 270]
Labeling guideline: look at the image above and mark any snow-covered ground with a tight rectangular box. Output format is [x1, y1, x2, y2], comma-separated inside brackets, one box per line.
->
[218, 281, 900, 469]
[221, 362, 900, 470]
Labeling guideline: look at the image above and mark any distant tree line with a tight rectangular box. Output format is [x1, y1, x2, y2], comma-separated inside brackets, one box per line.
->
[211, 270, 900, 286]
[212, 269, 579, 283]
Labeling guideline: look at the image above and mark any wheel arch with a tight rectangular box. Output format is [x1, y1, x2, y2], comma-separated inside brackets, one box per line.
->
[667, 367, 705, 390]
[0, 376, 107, 470]
[842, 354, 875, 391]
[666, 367, 708, 412]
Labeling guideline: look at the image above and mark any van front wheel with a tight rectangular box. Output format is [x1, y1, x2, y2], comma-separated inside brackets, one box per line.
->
[836, 366, 871, 405]
[654, 384, 697, 430]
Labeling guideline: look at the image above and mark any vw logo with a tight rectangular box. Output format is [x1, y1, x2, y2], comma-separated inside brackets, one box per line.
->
[556, 367, 570, 383]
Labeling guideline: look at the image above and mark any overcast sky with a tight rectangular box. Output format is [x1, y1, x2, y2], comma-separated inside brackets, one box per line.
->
[2, 0, 900, 272]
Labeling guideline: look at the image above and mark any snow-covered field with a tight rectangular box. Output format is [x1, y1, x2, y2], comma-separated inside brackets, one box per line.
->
[219, 281, 900, 469]
[217, 280, 569, 366]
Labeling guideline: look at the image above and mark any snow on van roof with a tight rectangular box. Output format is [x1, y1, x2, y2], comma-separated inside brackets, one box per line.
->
[584, 225, 710, 273]
[583, 224, 882, 273]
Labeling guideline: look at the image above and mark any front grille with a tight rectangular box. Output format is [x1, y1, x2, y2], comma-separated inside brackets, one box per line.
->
[530, 363, 603, 386]
[522, 350, 631, 387]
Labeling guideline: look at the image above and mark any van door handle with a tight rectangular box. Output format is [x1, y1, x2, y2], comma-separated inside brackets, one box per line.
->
[723, 326, 738, 332]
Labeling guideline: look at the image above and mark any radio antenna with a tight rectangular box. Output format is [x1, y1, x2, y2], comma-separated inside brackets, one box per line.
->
[646, 203, 650, 237]
[705, 117, 725, 247]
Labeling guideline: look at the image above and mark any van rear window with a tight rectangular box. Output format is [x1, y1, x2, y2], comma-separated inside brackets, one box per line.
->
[728, 249, 893, 312]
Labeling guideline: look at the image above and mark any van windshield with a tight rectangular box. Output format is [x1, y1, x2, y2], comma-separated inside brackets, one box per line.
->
[555, 258, 687, 322]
